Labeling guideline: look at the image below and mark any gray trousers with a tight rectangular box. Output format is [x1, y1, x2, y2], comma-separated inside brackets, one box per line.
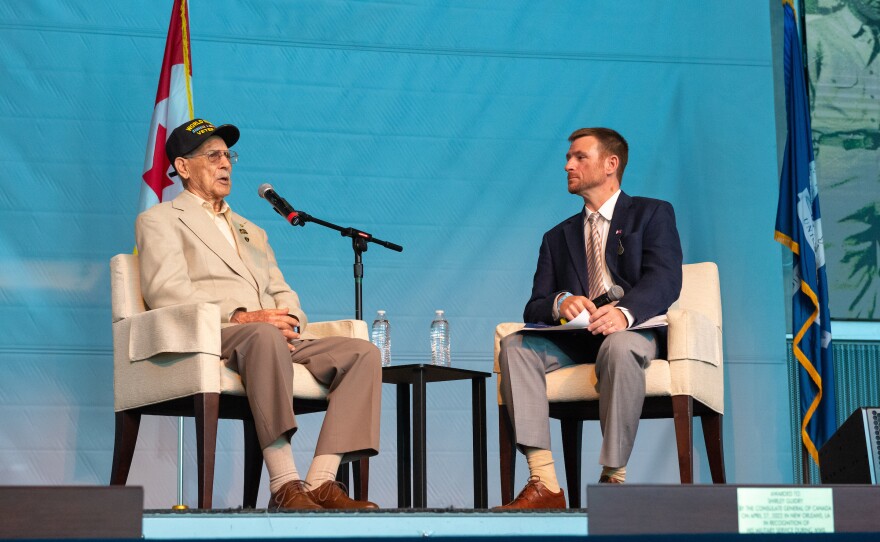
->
[498, 329, 659, 468]
[221, 323, 382, 462]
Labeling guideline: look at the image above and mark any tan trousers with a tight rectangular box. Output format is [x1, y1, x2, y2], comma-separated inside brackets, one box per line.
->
[221, 323, 381, 461]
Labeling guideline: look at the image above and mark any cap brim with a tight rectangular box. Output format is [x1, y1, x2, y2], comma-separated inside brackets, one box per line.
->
[213, 124, 240, 148]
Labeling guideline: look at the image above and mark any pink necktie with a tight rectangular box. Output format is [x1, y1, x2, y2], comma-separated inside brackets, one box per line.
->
[586, 212, 605, 299]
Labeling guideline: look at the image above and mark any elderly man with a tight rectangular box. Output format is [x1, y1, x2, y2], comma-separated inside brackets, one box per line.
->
[496, 128, 682, 509]
[135, 118, 381, 510]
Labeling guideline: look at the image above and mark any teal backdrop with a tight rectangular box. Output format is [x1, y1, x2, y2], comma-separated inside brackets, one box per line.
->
[0, 1, 792, 507]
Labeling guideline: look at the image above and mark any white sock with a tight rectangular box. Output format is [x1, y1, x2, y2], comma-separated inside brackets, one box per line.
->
[262, 438, 299, 494]
[524, 446, 560, 493]
[305, 453, 344, 489]
[601, 465, 627, 482]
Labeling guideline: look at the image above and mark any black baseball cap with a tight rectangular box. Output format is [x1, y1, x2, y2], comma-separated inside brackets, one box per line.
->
[165, 118, 240, 173]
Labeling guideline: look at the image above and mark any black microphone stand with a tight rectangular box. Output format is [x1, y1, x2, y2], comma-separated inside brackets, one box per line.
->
[277, 206, 402, 499]
[280, 207, 403, 320]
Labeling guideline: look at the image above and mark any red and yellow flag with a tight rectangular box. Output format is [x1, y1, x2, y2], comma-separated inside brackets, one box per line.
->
[139, 0, 194, 211]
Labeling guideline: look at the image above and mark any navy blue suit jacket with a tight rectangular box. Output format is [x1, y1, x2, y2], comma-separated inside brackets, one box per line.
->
[524, 192, 683, 327]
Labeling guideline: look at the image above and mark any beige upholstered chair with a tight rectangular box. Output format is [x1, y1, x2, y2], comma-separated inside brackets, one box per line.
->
[494, 262, 726, 508]
[108, 253, 370, 509]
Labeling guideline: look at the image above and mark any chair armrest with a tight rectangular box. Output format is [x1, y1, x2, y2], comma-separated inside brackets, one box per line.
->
[493, 323, 525, 406]
[666, 308, 722, 367]
[306, 319, 369, 341]
[127, 302, 221, 362]
[113, 304, 224, 411]
[494, 322, 525, 374]
[666, 308, 724, 414]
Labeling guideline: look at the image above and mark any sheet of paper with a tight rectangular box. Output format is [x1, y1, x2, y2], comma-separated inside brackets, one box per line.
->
[631, 314, 668, 330]
[521, 310, 591, 332]
[521, 311, 667, 332]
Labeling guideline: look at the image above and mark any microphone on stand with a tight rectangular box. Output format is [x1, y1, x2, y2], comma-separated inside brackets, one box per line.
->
[258, 183, 302, 226]
[592, 285, 624, 308]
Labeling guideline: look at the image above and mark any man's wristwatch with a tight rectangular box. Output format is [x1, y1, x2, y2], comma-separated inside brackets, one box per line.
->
[556, 292, 572, 319]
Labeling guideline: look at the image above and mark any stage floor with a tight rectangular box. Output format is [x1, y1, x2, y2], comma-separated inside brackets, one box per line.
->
[142, 508, 588, 540]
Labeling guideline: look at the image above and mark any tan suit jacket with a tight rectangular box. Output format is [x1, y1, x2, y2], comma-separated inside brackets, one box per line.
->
[134, 191, 381, 455]
[135, 191, 310, 331]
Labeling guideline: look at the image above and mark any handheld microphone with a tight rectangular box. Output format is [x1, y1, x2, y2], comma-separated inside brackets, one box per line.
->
[592, 285, 624, 308]
[258, 183, 301, 226]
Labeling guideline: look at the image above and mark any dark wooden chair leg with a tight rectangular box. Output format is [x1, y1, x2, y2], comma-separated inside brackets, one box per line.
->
[352, 458, 369, 501]
[701, 412, 726, 483]
[560, 418, 583, 509]
[110, 410, 141, 486]
[242, 418, 262, 508]
[336, 463, 350, 491]
[671, 395, 694, 484]
[498, 404, 516, 504]
[194, 393, 220, 509]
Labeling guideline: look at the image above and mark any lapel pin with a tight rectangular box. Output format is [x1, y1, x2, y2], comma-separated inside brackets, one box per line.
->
[615, 229, 622, 235]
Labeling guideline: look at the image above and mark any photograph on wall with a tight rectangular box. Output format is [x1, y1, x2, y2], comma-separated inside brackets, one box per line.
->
[806, 0, 880, 320]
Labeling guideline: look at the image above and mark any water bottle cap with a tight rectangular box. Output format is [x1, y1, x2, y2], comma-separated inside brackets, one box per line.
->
[435, 310, 444, 317]
[377, 310, 386, 317]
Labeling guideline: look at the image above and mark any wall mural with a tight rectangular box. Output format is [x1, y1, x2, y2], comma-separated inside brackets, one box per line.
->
[807, 0, 880, 319]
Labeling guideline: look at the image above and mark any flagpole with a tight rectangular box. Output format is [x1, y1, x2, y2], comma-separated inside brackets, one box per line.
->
[796, 0, 812, 105]
[138, 0, 194, 508]
[175, 0, 192, 509]
[794, 0, 813, 486]
[802, 446, 811, 484]
[797, 0, 812, 487]
[173, 419, 187, 510]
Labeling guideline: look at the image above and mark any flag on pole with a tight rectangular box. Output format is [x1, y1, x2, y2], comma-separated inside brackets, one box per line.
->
[775, 0, 836, 466]
[137, 2, 194, 507]
[140, 0, 194, 212]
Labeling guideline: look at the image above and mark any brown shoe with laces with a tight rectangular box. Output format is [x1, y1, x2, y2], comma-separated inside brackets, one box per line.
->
[269, 480, 322, 510]
[308, 480, 379, 509]
[494, 476, 566, 510]
[598, 475, 624, 484]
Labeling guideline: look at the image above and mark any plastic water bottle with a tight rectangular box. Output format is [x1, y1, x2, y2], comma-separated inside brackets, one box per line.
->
[371, 310, 391, 367]
[430, 310, 450, 367]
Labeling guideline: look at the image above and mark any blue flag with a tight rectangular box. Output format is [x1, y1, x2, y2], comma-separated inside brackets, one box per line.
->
[775, 0, 836, 466]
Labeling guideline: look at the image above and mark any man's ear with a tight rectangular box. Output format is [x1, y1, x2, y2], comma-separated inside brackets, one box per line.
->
[604, 154, 619, 175]
[174, 156, 188, 179]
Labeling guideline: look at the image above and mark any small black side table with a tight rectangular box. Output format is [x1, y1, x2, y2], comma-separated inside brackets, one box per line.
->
[381, 363, 490, 508]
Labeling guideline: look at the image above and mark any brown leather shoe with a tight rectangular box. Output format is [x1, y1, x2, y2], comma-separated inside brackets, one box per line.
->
[309, 480, 379, 510]
[494, 476, 566, 510]
[598, 475, 624, 484]
[269, 480, 322, 510]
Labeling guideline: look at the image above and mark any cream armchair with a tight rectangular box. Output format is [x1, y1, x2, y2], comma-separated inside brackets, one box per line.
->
[108, 253, 370, 509]
[494, 262, 726, 508]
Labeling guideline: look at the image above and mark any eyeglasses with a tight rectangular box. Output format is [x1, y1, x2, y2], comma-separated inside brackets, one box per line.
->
[186, 149, 239, 164]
